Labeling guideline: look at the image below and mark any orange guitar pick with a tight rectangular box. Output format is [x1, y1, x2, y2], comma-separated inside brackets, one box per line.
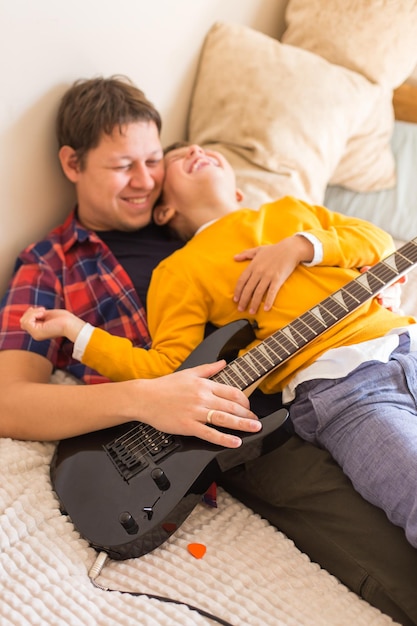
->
[187, 543, 206, 559]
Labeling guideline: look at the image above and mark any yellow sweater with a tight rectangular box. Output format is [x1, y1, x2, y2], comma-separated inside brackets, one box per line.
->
[83, 197, 415, 393]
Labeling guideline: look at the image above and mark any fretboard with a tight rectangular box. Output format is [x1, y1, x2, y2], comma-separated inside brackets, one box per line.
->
[213, 237, 417, 391]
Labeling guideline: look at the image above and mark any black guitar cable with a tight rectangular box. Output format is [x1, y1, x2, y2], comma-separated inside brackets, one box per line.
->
[88, 551, 234, 626]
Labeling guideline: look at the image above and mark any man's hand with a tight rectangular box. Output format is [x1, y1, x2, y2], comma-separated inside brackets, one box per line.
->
[135, 360, 261, 448]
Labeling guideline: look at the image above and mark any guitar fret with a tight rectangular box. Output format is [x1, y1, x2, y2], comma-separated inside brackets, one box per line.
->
[239, 356, 260, 378]
[214, 370, 236, 386]
[237, 350, 259, 386]
[349, 281, 375, 300]
[395, 253, 416, 272]
[303, 309, 328, 332]
[257, 343, 279, 366]
[314, 302, 338, 324]
[297, 315, 319, 337]
[372, 263, 398, 282]
[264, 335, 292, 359]
[254, 344, 282, 368]
[367, 272, 387, 290]
[338, 288, 360, 308]
[323, 296, 350, 319]
[280, 326, 300, 348]
[225, 362, 247, 384]
[241, 352, 266, 378]
[332, 291, 350, 312]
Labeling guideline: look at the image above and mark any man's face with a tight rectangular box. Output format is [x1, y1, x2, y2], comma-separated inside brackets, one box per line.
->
[73, 121, 164, 231]
[162, 144, 237, 211]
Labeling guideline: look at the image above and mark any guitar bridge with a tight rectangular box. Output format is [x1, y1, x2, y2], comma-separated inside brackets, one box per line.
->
[105, 423, 178, 482]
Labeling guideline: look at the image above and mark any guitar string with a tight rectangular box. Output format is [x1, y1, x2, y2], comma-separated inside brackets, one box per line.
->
[109, 424, 173, 468]
[117, 425, 170, 453]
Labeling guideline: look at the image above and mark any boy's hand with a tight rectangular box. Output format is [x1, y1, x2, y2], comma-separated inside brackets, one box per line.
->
[233, 235, 314, 314]
[20, 307, 86, 343]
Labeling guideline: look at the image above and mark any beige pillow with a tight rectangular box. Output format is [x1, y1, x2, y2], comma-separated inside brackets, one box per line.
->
[281, 0, 417, 89]
[188, 22, 391, 206]
[280, 0, 417, 192]
[329, 89, 395, 191]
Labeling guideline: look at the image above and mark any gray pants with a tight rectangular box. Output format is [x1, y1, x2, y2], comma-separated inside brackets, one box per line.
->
[290, 333, 417, 548]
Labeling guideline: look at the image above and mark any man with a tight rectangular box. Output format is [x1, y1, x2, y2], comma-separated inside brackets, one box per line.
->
[3, 80, 417, 625]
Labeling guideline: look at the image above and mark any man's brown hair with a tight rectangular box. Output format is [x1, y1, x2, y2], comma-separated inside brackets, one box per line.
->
[56, 75, 162, 168]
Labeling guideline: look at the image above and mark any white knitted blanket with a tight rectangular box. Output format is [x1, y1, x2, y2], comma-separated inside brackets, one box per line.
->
[7, 260, 417, 626]
[0, 431, 397, 626]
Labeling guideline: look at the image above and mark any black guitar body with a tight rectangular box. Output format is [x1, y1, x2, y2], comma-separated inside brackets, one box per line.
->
[51, 320, 289, 560]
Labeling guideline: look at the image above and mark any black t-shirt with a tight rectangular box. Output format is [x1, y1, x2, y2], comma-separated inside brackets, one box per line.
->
[99, 222, 183, 309]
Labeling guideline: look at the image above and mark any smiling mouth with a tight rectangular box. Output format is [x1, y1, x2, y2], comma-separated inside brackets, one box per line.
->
[189, 156, 220, 173]
[123, 197, 148, 206]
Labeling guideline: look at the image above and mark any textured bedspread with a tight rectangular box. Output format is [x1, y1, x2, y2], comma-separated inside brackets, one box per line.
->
[0, 432, 397, 625]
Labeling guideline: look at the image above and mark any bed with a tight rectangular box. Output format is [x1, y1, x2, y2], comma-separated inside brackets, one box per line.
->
[2, 2, 417, 625]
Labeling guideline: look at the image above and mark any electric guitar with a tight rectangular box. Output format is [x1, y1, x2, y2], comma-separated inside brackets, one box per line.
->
[51, 236, 417, 560]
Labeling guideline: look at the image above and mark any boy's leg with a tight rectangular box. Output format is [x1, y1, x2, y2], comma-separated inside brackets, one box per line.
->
[220, 434, 417, 626]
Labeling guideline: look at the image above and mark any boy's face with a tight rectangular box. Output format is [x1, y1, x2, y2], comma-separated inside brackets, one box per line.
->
[162, 144, 237, 212]
[61, 120, 164, 232]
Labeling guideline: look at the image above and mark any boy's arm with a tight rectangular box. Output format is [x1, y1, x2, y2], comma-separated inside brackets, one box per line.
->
[20, 306, 185, 382]
[79, 327, 174, 380]
[233, 199, 397, 314]
[81, 267, 211, 381]
[233, 234, 314, 313]
[304, 203, 395, 269]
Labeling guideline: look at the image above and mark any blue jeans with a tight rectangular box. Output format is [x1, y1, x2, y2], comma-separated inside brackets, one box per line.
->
[289, 334, 417, 548]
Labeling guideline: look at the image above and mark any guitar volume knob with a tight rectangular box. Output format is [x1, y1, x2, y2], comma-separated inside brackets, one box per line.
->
[151, 467, 170, 491]
[119, 511, 139, 535]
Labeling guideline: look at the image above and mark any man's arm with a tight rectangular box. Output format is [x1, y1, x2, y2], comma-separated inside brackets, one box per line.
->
[0, 350, 260, 446]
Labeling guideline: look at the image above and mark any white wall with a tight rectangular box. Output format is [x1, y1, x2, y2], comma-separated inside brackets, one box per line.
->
[0, 0, 288, 297]
[1, 0, 416, 298]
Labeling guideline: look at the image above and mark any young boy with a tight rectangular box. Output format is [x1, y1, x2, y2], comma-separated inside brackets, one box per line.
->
[21, 142, 417, 550]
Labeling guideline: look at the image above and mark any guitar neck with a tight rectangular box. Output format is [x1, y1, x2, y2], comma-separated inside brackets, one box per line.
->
[213, 237, 417, 391]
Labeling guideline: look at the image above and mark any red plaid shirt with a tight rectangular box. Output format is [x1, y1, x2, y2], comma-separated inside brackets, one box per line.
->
[0, 210, 151, 384]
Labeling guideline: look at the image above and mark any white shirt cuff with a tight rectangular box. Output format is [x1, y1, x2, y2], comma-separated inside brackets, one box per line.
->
[72, 323, 95, 361]
[296, 232, 323, 266]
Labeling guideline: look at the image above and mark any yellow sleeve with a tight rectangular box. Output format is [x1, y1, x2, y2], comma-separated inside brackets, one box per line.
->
[300, 202, 395, 268]
[81, 327, 173, 381]
[146, 260, 212, 366]
[263, 197, 395, 268]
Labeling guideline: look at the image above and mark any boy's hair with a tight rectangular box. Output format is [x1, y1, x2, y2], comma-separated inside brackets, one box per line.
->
[56, 75, 162, 168]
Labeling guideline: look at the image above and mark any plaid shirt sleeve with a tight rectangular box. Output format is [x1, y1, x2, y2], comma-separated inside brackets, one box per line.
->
[0, 242, 67, 363]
